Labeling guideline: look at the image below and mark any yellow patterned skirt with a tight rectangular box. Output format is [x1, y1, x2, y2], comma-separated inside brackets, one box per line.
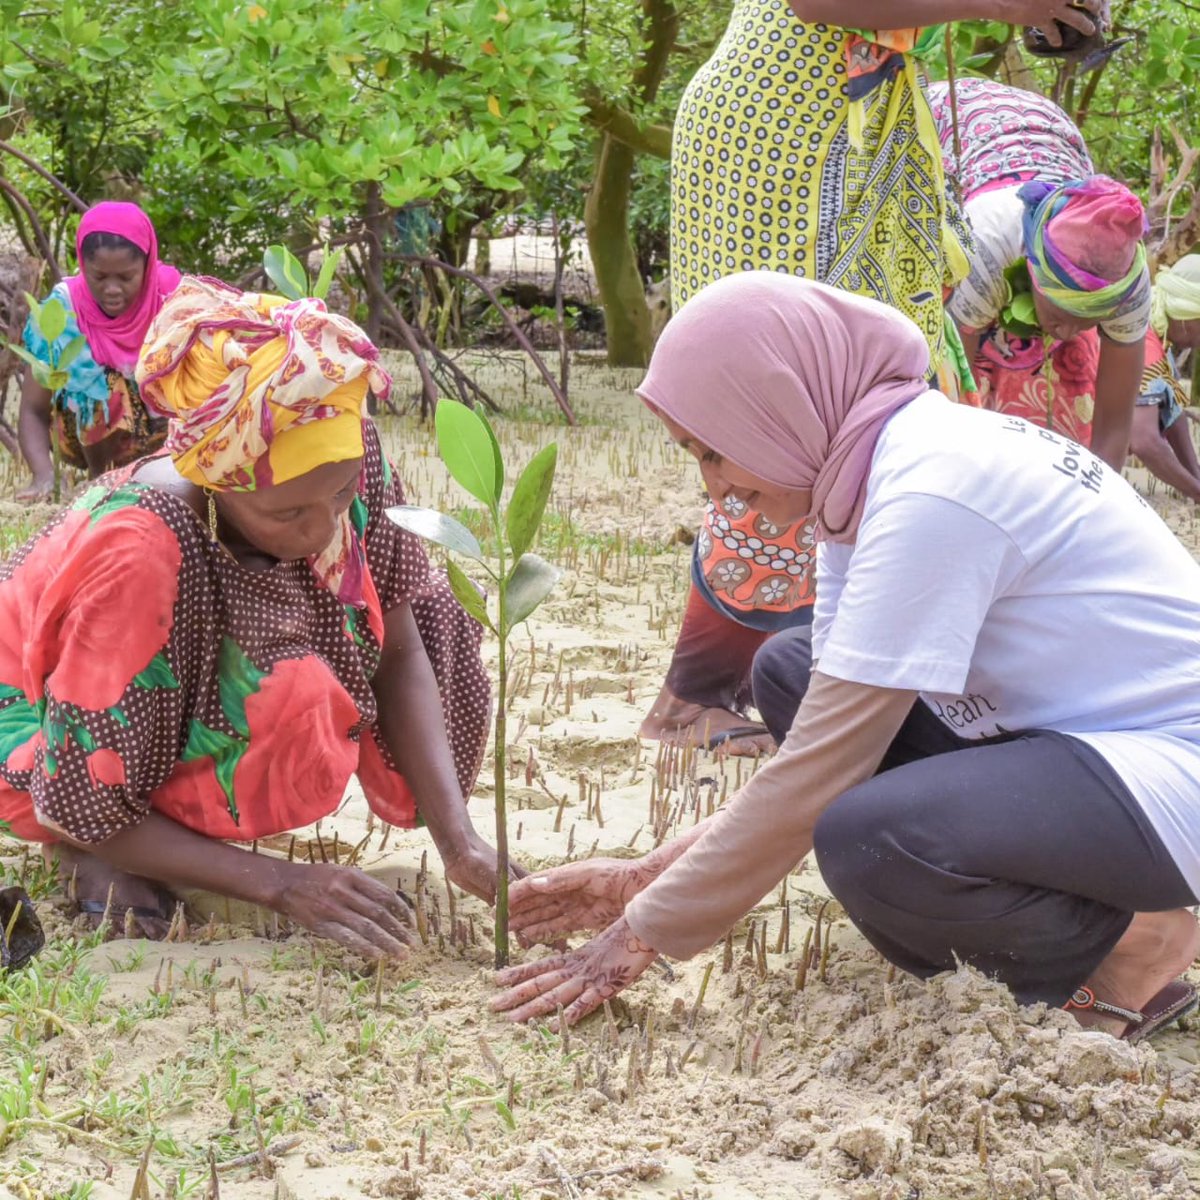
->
[671, 2, 962, 624]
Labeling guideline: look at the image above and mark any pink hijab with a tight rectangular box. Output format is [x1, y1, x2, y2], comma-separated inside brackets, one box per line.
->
[66, 202, 182, 374]
[637, 273, 931, 542]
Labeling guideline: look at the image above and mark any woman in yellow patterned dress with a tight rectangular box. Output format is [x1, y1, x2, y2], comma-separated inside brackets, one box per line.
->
[641, 0, 1109, 754]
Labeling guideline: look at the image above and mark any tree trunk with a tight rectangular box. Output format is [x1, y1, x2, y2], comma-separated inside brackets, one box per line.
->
[586, 134, 652, 368]
[362, 181, 388, 345]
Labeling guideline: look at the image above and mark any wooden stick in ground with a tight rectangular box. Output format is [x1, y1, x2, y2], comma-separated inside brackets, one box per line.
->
[216, 1136, 303, 1172]
[539, 1146, 584, 1199]
[128, 1142, 152, 1200]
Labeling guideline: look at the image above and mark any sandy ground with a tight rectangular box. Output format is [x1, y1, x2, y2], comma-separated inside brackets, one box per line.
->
[1, 355, 1199, 1200]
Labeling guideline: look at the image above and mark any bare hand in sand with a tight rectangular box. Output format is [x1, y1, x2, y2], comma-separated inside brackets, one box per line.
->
[508, 858, 649, 944]
[491, 917, 658, 1026]
[277, 863, 416, 960]
[444, 831, 527, 906]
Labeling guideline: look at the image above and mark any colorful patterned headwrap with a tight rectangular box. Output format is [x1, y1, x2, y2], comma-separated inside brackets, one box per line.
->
[1020, 176, 1148, 324]
[1150, 255, 1200, 340]
[136, 275, 392, 605]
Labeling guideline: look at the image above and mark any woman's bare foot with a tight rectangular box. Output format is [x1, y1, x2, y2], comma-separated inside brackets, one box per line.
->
[639, 682, 776, 757]
[51, 844, 177, 939]
[1071, 908, 1200, 1037]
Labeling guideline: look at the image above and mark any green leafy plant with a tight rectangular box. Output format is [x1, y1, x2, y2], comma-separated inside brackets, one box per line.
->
[6, 292, 87, 502]
[1000, 261, 1042, 339]
[387, 402, 559, 967]
[262, 243, 343, 302]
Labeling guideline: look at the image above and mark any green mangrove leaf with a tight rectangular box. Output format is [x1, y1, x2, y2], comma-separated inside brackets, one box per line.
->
[446, 559, 493, 632]
[312, 245, 344, 301]
[39, 298, 67, 343]
[5, 343, 44, 374]
[57, 335, 88, 369]
[435, 400, 498, 507]
[506, 443, 557, 561]
[385, 504, 484, 560]
[479, 408, 504, 499]
[503, 552, 562, 632]
[262, 244, 309, 301]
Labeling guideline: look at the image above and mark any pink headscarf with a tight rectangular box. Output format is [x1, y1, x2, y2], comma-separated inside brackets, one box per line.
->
[637, 274, 931, 543]
[66, 201, 182, 374]
[1042, 177, 1145, 282]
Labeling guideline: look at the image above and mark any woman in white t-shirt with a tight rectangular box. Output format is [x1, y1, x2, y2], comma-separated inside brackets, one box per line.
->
[492, 273, 1200, 1042]
[928, 79, 1150, 471]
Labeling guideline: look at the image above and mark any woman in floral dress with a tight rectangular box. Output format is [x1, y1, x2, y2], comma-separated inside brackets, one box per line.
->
[0, 276, 502, 956]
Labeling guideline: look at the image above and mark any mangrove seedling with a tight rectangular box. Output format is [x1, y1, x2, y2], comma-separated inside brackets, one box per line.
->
[261, 243, 343, 302]
[387, 400, 559, 966]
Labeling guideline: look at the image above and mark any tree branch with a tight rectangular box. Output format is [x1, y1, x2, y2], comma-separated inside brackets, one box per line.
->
[634, 0, 680, 104]
[0, 139, 88, 213]
[0, 177, 63, 277]
[345, 244, 439, 418]
[583, 95, 672, 160]
[387, 253, 577, 424]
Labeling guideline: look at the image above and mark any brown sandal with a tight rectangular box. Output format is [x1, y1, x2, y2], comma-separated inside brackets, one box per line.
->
[1065, 980, 1199, 1044]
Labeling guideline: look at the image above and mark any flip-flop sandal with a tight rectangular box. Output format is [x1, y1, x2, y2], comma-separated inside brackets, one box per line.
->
[704, 724, 772, 750]
[76, 897, 175, 933]
[1065, 980, 1199, 1044]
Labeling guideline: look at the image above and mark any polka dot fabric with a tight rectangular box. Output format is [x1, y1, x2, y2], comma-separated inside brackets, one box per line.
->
[0, 421, 489, 844]
[671, 4, 953, 351]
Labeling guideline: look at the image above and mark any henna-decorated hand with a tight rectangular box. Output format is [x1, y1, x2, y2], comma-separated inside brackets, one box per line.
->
[490, 917, 658, 1027]
[506, 857, 654, 944]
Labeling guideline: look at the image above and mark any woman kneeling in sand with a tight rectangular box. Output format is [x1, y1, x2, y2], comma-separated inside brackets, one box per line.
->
[0, 277, 507, 956]
[493, 272, 1200, 1042]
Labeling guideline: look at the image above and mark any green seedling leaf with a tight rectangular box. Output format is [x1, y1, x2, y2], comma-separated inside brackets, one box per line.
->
[506, 443, 557, 560]
[312, 245, 344, 301]
[46, 370, 69, 391]
[22, 292, 41, 328]
[446, 559, 494, 632]
[385, 505, 484, 560]
[38, 298, 68, 343]
[478, 408, 504, 499]
[435, 400, 498, 506]
[1009, 292, 1038, 326]
[57, 335, 88, 369]
[4, 343, 45, 373]
[504, 552, 562, 632]
[262, 244, 309, 301]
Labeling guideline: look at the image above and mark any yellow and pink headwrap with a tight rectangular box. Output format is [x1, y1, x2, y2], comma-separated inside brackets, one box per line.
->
[136, 275, 392, 606]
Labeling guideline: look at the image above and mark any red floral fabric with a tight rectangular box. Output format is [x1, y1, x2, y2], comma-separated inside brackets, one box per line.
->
[972, 328, 1101, 446]
[0, 422, 489, 844]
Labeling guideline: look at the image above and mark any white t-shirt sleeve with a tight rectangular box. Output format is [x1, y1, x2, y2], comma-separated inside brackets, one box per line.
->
[817, 493, 1028, 694]
[948, 189, 1025, 333]
[811, 541, 851, 662]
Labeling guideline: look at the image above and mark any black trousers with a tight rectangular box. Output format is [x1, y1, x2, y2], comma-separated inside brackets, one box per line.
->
[751, 628, 1198, 1005]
